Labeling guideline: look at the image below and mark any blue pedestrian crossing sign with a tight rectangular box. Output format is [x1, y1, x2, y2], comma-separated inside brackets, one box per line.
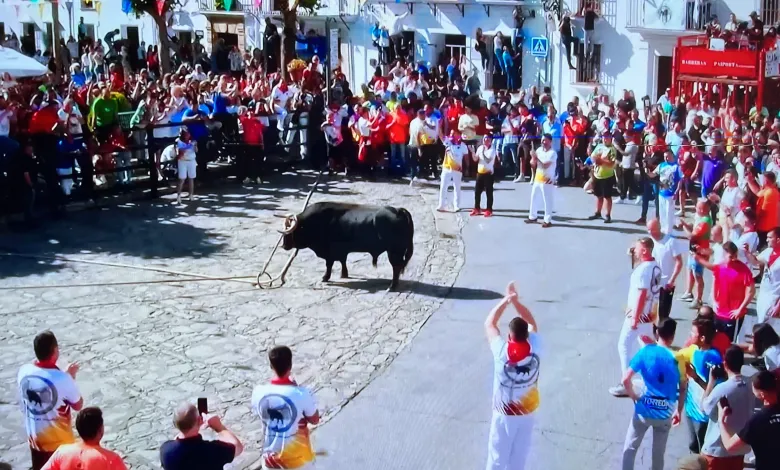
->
[531, 37, 548, 58]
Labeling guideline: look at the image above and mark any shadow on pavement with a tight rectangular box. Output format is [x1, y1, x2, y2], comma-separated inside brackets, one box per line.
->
[0, 171, 356, 279]
[335, 278, 503, 300]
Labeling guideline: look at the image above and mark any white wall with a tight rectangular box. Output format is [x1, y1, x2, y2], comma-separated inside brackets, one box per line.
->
[0, 0, 205, 53]
[348, 2, 549, 90]
[549, 0, 754, 114]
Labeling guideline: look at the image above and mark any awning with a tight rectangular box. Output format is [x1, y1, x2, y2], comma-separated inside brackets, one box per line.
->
[0, 46, 48, 78]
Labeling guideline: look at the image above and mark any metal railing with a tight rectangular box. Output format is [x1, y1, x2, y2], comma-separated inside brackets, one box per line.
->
[198, 0, 259, 13]
[763, 0, 780, 27]
[626, 0, 713, 31]
[258, 0, 359, 16]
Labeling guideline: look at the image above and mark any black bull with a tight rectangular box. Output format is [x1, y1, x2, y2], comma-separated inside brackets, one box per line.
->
[280, 202, 414, 290]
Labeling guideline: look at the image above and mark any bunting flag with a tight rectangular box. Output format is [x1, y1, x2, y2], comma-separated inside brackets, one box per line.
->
[122, 0, 132, 14]
[225, 0, 234, 10]
[66, 1, 74, 14]
[156, 0, 166, 16]
[95, 1, 101, 15]
[38, 2, 44, 16]
[254, 0, 262, 6]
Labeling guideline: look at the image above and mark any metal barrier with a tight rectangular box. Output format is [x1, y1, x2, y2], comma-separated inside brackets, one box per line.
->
[2, 115, 308, 217]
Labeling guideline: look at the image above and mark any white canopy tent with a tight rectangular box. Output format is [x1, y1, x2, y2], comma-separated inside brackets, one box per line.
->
[0, 46, 49, 78]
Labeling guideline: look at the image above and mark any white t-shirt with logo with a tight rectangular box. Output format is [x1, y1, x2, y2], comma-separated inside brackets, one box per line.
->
[17, 363, 81, 452]
[652, 235, 684, 285]
[251, 382, 317, 469]
[271, 87, 291, 110]
[533, 147, 557, 184]
[57, 107, 83, 135]
[490, 333, 541, 416]
[443, 141, 468, 171]
[626, 260, 661, 322]
[476, 145, 497, 174]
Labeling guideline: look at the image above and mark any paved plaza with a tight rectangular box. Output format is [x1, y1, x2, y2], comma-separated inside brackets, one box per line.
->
[2, 175, 703, 470]
[0, 173, 463, 470]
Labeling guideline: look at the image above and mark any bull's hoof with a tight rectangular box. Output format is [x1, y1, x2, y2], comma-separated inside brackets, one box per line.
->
[340, 274, 349, 279]
[387, 283, 399, 292]
[322, 275, 331, 282]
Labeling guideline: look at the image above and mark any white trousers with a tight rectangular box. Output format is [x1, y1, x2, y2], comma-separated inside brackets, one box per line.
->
[618, 318, 654, 376]
[529, 182, 554, 223]
[438, 169, 462, 210]
[658, 195, 675, 234]
[486, 412, 535, 470]
[56, 168, 73, 196]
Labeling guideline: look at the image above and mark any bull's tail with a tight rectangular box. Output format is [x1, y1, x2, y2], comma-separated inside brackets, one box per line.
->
[399, 208, 414, 272]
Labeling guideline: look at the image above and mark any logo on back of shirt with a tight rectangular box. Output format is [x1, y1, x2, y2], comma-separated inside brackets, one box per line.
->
[257, 394, 298, 434]
[650, 265, 662, 295]
[501, 354, 540, 389]
[20, 376, 59, 416]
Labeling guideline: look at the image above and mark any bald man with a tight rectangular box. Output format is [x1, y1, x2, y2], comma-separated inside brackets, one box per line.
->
[647, 218, 684, 320]
[160, 403, 243, 470]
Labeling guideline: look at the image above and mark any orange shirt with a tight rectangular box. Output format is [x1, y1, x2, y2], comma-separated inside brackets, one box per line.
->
[387, 110, 410, 145]
[42, 442, 127, 470]
[756, 186, 780, 233]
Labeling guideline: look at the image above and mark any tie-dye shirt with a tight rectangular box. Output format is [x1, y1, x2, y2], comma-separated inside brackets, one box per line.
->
[252, 381, 318, 469]
[490, 333, 541, 416]
[17, 363, 81, 452]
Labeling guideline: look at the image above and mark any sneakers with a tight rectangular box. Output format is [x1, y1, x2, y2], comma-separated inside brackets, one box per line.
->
[436, 207, 446, 213]
[635, 217, 647, 225]
[634, 197, 643, 206]
[541, 222, 552, 228]
[609, 384, 629, 397]
[679, 292, 694, 302]
[512, 176, 524, 183]
[604, 215, 612, 224]
[242, 177, 252, 184]
[484, 209, 493, 218]
[524, 218, 538, 224]
[587, 213, 602, 220]
[453, 207, 461, 213]
[470, 209, 482, 216]
[690, 300, 703, 310]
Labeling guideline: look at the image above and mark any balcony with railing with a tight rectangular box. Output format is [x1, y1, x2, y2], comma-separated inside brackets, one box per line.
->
[625, 0, 714, 34]
[257, 0, 360, 17]
[198, 0, 259, 14]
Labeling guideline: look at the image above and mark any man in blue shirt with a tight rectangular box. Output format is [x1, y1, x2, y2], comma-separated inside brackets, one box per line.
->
[445, 57, 460, 84]
[621, 318, 685, 470]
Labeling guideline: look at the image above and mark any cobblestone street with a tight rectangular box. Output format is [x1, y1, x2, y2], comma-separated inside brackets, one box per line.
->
[0, 173, 466, 470]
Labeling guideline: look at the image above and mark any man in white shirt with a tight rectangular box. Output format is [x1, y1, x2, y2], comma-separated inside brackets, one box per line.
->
[419, 104, 441, 179]
[18, 330, 83, 470]
[541, 108, 562, 182]
[438, 130, 467, 212]
[484, 281, 540, 470]
[610, 237, 662, 397]
[407, 109, 426, 184]
[252, 346, 320, 469]
[526, 134, 557, 227]
[187, 64, 207, 82]
[647, 219, 684, 320]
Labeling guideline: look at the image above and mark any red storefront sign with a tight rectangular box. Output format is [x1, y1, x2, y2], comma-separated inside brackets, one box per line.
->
[677, 48, 758, 79]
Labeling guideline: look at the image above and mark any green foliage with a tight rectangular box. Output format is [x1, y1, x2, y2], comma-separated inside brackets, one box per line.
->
[128, 0, 180, 17]
[298, 0, 320, 12]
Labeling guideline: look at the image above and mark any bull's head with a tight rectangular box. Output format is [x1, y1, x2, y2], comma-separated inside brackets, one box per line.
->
[277, 214, 300, 250]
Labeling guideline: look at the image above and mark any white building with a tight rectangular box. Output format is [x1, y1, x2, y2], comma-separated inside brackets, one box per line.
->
[344, 0, 552, 91]
[548, 0, 777, 112]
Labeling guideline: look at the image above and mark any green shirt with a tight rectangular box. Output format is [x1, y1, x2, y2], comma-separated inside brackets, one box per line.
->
[591, 143, 617, 179]
[129, 100, 148, 128]
[91, 97, 118, 128]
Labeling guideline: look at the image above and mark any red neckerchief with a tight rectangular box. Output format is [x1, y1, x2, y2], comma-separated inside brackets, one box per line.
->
[34, 360, 59, 370]
[271, 377, 297, 386]
[769, 249, 780, 268]
[507, 340, 531, 363]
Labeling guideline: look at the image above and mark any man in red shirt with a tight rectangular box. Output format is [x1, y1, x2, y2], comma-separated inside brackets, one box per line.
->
[386, 102, 410, 176]
[42, 407, 127, 470]
[694, 242, 755, 341]
[30, 100, 65, 216]
[563, 107, 588, 185]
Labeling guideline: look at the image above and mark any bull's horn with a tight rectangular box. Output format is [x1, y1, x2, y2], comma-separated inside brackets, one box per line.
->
[278, 215, 299, 235]
[273, 213, 290, 218]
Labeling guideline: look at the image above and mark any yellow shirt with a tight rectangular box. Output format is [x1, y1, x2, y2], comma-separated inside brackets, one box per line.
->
[591, 144, 617, 179]
[458, 113, 479, 141]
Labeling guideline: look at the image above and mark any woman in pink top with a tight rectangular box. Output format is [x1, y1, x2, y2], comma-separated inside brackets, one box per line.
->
[694, 241, 756, 341]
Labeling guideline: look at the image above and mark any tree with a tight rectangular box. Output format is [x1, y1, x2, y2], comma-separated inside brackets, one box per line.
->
[129, 0, 183, 75]
[279, 0, 320, 76]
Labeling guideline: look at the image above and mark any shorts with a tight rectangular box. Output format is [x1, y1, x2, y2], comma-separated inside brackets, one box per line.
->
[688, 256, 704, 276]
[593, 176, 615, 198]
[178, 159, 196, 179]
[702, 454, 745, 470]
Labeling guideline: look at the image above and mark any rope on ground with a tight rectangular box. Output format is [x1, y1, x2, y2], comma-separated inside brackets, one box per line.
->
[0, 252, 257, 289]
[255, 169, 325, 289]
